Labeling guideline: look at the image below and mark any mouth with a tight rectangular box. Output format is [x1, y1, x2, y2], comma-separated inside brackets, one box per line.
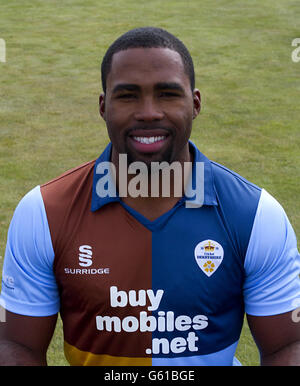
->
[128, 130, 171, 154]
[132, 135, 166, 144]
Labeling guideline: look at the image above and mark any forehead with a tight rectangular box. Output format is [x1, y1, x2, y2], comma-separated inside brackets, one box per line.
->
[107, 47, 189, 89]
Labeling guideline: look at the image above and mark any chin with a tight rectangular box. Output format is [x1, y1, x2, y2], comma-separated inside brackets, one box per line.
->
[128, 151, 174, 167]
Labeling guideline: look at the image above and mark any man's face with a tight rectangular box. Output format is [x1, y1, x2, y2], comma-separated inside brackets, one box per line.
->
[99, 47, 201, 166]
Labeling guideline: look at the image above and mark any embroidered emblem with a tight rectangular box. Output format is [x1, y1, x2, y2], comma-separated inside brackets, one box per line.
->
[194, 240, 224, 277]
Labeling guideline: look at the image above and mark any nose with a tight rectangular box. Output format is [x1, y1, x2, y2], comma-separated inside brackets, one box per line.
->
[134, 97, 164, 122]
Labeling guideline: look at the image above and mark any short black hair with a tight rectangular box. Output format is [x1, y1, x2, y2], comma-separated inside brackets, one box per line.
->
[101, 27, 195, 93]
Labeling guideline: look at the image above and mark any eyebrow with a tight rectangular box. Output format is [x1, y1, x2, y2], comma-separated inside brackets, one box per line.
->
[112, 82, 185, 94]
[112, 84, 140, 94]
[155, 82, 185, 93]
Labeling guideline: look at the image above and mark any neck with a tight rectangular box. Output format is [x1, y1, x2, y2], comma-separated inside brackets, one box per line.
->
[110, 145, 193, 220]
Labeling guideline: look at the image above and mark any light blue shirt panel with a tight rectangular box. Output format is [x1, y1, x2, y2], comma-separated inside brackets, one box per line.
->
[244, 189, 300, 316]
[0, 186, 59, 316]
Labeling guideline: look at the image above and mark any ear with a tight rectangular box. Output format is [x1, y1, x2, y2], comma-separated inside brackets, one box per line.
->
[99, 93, 106, 120]
[192, 89, 201, 119]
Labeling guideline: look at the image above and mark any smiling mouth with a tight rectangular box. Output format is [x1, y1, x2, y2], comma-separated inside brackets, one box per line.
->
[132, 135, 167, 144]
[128, 131, 170, 154]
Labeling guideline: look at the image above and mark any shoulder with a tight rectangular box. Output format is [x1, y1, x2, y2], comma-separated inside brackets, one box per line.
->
[245, 188, 297, 272]
[7, 186, 54, 265]
[244, 189, 300, 316]
[10, 186, 47, 235]
[1, 185, 60, 316]
[40, 160, 96, 212]
[253, 188, 289, 228]
[41, 160, 96, 193]
[39, 160, 96, 251]
[209, 161, 262, 257]
[211, 160, 261, 200]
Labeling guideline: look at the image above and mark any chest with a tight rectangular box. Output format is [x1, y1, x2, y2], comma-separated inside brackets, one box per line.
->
[54, 203, 245, 317]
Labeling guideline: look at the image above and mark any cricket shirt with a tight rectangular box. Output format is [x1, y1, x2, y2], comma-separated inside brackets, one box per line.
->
[1, 141, 299, 366]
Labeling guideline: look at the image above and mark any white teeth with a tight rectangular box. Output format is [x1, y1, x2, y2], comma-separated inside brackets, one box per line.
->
[133, 136, 165, 144]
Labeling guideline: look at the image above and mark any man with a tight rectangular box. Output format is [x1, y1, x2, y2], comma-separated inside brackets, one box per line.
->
[0, 27, 299, 366]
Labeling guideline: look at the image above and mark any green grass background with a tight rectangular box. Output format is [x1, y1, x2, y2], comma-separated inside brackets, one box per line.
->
[0, 0, 299, 366]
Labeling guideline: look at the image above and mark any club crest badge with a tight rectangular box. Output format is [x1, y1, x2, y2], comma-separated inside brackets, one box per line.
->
[194, 240, 224, 277]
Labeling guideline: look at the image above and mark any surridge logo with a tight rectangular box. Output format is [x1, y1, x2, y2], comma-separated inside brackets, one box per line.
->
[64, 245, 110, 275]
[79, 244, 93, 267]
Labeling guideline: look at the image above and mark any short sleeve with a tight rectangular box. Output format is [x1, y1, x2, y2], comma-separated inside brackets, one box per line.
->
[0, 186, 60, 316]
[244, 189, 300, 316]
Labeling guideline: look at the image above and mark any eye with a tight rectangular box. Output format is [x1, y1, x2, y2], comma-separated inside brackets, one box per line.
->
[159, 91, 181, 98]
[116, 93, 137, 99]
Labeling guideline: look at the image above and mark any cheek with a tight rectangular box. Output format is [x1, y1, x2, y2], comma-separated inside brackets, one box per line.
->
[104, 109, 124, 137]
[104, 110, 131, 152]
[105, 117, 122, 147]
[105, 104, 132, 131]
[170, 109, 193, 136]
[168, 99, 194, 125]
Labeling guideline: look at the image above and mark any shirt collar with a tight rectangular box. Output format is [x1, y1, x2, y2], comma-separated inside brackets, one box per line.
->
[91, 141, 217, 212]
